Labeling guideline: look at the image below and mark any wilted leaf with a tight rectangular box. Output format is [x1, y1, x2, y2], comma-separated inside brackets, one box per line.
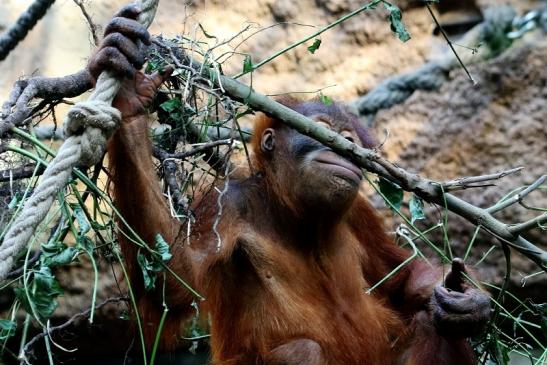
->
[307, 39, 322, 54]
[378, 177, 404, 210]
[72, 205, 90, 235]
[42, 244, 78, 267]
[383, 2, 411, 42]
[409, 195, 426, 224]
[137, 236, 173, 291]
[77, 235, 94, 254]
[155, 234, 172, 263]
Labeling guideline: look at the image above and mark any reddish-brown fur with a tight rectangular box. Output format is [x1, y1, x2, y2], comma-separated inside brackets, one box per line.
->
[107, 100, 478, 364]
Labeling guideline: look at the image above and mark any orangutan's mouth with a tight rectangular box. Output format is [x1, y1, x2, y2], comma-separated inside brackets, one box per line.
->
[314, 151, 363, 183]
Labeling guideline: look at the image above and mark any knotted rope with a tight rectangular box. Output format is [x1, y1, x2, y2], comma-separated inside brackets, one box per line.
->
[0, 0, 159, 281]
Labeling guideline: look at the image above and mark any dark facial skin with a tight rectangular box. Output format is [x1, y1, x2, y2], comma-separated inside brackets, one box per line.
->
[260, 114, 364, 216]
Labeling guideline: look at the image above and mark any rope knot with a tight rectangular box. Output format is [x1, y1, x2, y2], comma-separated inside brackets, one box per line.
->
[63, 100, 121, 166]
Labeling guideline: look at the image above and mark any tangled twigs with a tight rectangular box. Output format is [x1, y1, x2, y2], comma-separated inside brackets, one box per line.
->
[19, 296, 129, 363]
[0, 70, 94, 136]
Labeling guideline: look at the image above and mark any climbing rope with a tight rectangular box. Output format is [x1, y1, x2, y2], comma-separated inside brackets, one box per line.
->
[353, 5, 547, 122]
[0, 0, 160, 281]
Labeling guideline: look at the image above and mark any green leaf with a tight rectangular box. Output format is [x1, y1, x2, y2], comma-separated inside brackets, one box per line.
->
[0, 319, 16, 340]
[137, 252, 157, 291]
[160, 98, 182, 113]
[319, 92, 333, 106]
[383, 2, 411, 42]
[136, 235, 173, 291]
[14, 267, 63, 320]
[409, 195, 426, 224]
[307, 39, 322, 54]
[378, 177, 404, 211]
[45, 246, 78, 267]
[243, 54, 253, 73]
[41, 240, 79, 267]
[155, 234, 172, 263]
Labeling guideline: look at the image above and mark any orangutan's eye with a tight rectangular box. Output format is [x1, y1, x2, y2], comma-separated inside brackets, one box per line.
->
[341, 131, 355, 143]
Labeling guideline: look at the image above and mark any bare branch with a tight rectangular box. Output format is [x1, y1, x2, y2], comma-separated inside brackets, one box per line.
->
[509, 213, 547, 235]
[154, 139, 232, 160]
[487, 175, 547, 214]
[0, 0, 56, 61]
[442, 167, 523, 191]
[0, 164, 46, 182]
[0, 70, 93, 136]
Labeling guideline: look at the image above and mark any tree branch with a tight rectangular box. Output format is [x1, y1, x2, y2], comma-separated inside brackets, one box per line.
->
[509, 213, 547, 235]
[0, 0, 56, 61]
[0, 163, 46, 182]
[0, 70, 93, 136]
[442, 167, 523, 191]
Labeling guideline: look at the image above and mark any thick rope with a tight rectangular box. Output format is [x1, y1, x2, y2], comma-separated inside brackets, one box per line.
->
[354, 6, 518, 121]
[0, 0, 159, 281]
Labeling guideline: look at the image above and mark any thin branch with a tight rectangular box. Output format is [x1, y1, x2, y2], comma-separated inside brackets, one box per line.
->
[0, 0, 56, 61]
[509, 213, 547, 235]
[443, 167, 523, 191]
[487, 175, 547, 214]
[233, 0, 383, 78]
[0, 164, 46, 182]
[153, 139, 232, 160]
[72, 0, 100, 46]
[0, 70, 93, 136]
[424, 2, 476, 84]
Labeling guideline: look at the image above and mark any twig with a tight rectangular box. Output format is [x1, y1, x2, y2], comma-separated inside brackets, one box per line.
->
[153, 139, 232, 160]
[233, 0, 383, 78]
[487, 175, 546, 214]
[0, 0, 56, 61]
[424, 1, 476, 84]
[442, 167, 523, 191]
[509, 213, 547, 234]
[20, 296, 128, 361]
[72, 0, 100, 46]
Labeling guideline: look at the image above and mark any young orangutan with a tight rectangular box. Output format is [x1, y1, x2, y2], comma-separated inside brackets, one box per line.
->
[93, 5, 491, 364]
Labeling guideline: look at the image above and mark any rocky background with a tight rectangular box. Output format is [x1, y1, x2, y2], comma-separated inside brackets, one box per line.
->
[0, 0, 545, 363]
